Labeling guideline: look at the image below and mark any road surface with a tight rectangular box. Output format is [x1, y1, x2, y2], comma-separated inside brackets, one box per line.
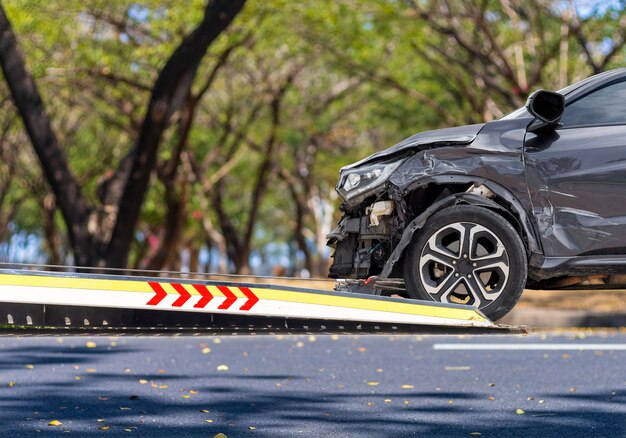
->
[1, 332, 625, 437]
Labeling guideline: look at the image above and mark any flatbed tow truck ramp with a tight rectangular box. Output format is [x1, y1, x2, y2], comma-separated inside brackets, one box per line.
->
[0, 268, 523, 335]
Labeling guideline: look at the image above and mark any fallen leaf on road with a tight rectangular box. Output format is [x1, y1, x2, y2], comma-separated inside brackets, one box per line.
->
[216, 365, 229, 372]
[200, 410, 209, 413]
[119, 407, 131, 411]
[202, 348, 211, 354]
[98, 426, 110, 430]
[213, 433, 226, 438]
[488, 383, 496, 387]
[139, 379, 148, 385]
[98, 397, 109, 401]
[488, 396, 495, 401]
[570, 387, 576, 393]
[7, 381, 16, 387]
[181, 395, 190, 399]
[366, 381, 379, 386]
[384, 399, 392, 403]
[86, 341, 97, 348]
[189, 390, 199, 394]
[539, 400, 545, 404]
[213, 339, 222, 344]
[357, 347, 367, 353]
[159, 385, 168, 389]
[97, 419, 106, 423]
[86, 368, 96, 373]
[48, 420, 63, 427]
[308, 336, 316, 342]
[205, 419, 214, 423]
[401, 384, 414, 389]
[444, 366, 471, 371]
[515, 408, 525, 415]
[248, 426, 256, 430]
[376, 368, 383, 373]
[25, 364, 34, 369]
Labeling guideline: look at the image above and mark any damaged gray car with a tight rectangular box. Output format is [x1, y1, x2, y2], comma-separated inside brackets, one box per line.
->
[327, 67, 626, 320]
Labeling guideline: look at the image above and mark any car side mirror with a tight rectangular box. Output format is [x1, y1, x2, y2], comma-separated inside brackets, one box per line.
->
[525, 89, 565, 132]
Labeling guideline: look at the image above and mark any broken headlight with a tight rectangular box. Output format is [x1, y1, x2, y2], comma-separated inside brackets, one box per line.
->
[337, 158, 404, 203]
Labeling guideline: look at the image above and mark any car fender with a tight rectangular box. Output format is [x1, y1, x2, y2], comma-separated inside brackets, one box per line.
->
[380, 180, 541, 278]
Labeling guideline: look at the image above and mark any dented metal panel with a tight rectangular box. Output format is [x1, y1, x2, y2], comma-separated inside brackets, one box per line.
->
[524, 125, 626, 257]
[328, 67, 626, 289]
[341, 123, 485, 171]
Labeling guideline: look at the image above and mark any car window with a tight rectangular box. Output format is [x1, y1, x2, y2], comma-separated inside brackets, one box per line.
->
[561, 79, 626, 127]
[500, 70, 626, 122]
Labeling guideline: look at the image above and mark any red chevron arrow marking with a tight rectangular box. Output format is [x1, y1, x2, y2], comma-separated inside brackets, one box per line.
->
[192, 284, 214, 309]
[147, 282, 167, 306]
[217, 285, 237, 310]
[171, 283, 191, 307]
[238, 287, 259, 311]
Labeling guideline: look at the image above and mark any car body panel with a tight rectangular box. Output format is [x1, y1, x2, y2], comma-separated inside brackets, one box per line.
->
[524, 125, 626, 257]
[341, 123, 485, 171]
[329, 68, 626, 286]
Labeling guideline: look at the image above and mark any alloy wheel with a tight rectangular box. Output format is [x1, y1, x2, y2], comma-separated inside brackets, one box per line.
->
[418, 222, 510, 307]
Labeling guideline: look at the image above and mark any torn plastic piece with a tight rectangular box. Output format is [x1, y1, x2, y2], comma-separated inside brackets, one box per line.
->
[466, 184, 495, 199]
[368, 201, 394, 226]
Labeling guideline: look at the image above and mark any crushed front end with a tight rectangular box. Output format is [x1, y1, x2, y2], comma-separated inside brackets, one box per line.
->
[327, 156, 409, 282]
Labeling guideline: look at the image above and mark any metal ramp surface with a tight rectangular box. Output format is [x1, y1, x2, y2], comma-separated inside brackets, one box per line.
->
[0, 269, 523, 335]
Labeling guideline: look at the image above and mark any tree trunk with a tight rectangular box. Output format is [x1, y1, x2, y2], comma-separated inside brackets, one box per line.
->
[0, 0, 246, 268]
[0, 3, 93, 264]
[144, 179, 188, 270]
[105, 0, 247, 268]
[42, 192, 62, 265]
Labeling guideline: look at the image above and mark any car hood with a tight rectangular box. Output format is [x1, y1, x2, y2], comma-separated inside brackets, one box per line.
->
[341, 123, 485, 171]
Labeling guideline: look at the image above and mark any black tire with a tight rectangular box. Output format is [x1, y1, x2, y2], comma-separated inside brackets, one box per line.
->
[403, 205, 527, 321]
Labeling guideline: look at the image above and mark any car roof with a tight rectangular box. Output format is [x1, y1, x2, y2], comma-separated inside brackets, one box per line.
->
[559, 67, 626, 97]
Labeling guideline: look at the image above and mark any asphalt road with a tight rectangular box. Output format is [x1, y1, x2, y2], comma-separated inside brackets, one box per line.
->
[1, 332, 625, 437]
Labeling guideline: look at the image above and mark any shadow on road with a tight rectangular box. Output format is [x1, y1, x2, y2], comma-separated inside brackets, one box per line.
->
[0, 342, 624, 437]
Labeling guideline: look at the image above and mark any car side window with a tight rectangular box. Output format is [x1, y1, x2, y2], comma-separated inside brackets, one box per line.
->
[561, 79, 626, 128]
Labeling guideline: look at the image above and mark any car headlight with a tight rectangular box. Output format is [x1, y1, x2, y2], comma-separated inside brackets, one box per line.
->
[338, 159, 404, 203]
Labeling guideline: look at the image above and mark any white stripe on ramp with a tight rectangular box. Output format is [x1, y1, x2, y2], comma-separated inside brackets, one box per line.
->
[433, 343, 626, 351]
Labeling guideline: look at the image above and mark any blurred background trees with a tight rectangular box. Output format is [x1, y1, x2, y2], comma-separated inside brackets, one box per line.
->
[0, 0, 624, 276]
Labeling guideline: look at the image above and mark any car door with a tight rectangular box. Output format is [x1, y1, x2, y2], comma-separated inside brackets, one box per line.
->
[524, 77, 626, 257]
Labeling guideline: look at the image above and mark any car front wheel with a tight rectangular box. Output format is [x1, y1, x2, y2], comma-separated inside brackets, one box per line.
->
[403, 205, 527, 321]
